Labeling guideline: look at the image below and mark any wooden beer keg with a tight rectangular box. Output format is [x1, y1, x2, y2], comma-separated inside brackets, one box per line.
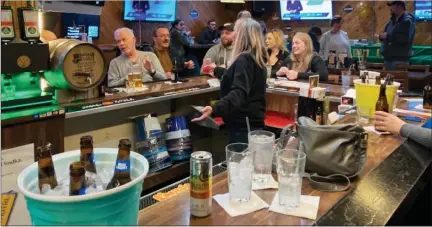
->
[45, 39, 105, 91]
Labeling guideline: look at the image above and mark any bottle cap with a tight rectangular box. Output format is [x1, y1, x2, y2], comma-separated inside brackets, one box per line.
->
[80, 135, 93, 145]
[118, 139, 132, 149]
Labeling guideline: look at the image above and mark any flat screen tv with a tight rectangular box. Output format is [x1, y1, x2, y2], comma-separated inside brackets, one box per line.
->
[123, 0, 176, 22]
[279, 0, 333, 20]
[63, 13, 100, 39]
[414, 0, 432, 21]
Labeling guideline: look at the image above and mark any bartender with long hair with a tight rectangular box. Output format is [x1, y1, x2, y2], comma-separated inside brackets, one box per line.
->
[192, 18, 268, 143]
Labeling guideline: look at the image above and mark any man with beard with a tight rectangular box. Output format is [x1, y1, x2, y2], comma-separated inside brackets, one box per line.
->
[198, 19, 221, 45]
[201, 23, 234, 77]
[108, 27, 166, 87]
[379, 0, 415, 70]
[152, 26, 195, 78]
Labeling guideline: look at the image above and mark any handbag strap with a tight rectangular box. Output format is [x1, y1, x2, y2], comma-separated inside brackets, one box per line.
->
[304, 173, 351, 192]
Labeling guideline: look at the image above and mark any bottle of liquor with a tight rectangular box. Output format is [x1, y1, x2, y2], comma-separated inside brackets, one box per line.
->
[80, 135, 97, 174]
[423, 75, 432, 110]
[316, 106, 322, 125]
[69, 161, 87, 196]
[387, 74, 394, 85]
[375, 84, 389, 132]
[106, 139, 132, 190]
[37, 143, 58, 191]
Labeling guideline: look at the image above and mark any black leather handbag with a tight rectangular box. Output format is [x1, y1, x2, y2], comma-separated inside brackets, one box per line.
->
[277, 117, 369, 192]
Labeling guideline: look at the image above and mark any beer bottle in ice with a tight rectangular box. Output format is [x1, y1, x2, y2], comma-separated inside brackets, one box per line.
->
[375, 75, 381, 85]
[80, 135, 97, 174]
[106, 139, 132, 190]
[69, 161, 87, 196]
[37, 143, 58, 191]
[375, 83, 389, 132]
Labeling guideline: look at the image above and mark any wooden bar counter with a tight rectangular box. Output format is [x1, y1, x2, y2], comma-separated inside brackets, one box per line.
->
[137, 104, 432, 226]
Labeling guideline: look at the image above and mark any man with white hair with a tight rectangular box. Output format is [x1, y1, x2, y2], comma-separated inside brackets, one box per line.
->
[108, 27, 166, 87]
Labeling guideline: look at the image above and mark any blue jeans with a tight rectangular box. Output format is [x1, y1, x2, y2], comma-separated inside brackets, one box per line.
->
[384, 60, 409, 71]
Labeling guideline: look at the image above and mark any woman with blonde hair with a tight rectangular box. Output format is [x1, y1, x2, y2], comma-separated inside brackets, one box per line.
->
[192, 18, 268, 143]
[266, 28, 289, 78]
[277, 32, 328, 81]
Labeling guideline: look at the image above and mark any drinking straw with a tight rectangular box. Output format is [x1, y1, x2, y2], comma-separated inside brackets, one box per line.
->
[246, 117, 251, 134]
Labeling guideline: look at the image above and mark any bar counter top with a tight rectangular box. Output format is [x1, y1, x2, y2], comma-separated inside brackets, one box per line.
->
[63, 76, 344, 119]
[2, 76, 345, 124]
[137, 113, 431, 226]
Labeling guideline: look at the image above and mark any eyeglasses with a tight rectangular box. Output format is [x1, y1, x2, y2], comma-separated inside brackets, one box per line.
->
[157, 34, 170, 38]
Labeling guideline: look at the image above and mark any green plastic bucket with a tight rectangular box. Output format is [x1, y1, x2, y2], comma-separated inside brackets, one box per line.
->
[17, 148, 149, 225]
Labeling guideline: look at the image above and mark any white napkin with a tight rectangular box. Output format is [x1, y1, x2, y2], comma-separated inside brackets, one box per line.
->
[252, 174, 278, 190]
[363, 126, 390, 135]
[213, 192, 269, 217]
[415, 104, 432, 113]
[269, 193, 320, 220]
[164, 81, 183, 85]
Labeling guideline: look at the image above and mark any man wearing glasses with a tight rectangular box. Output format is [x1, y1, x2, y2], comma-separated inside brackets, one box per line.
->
[153, 26, 195, 78]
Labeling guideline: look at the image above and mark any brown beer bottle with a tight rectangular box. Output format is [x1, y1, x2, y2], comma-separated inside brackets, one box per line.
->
[69, 161, 87, 196]
[375, 84, 389, 131]
[106, 139, 132, 190]
[80, 135, 97, 174]
[37, 143, 58, 191]
[375, 75, 381, 85]
[423, 75, 432, 110]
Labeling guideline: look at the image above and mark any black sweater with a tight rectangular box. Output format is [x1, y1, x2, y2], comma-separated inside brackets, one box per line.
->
[268, 49, 290, 78]
[212, 53, 267, 130]
[280, 55, 328, 82]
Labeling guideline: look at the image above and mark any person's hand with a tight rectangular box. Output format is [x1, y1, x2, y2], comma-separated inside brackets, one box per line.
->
[286, 70, 298, 80]
[379, 32, 387, 40]
[143, 57, 153, 72]
[186, 31, 191, 36]
[203, 58, 213, 66]
[184, 60, 195, 69]
[165, 72, 172, 79]
[191, 106, 213, 122]
[276, 67, 289, 76]
[374, 111, 406, 135]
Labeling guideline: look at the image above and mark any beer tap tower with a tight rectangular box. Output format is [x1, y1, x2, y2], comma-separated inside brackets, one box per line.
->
[1, 6, 53, 111]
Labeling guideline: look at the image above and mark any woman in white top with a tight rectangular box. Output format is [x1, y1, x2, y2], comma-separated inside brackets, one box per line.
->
[319, 15, 351, 60]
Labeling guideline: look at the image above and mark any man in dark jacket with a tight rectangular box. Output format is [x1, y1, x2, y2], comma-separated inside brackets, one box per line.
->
[379, 0, 416, 70]
[198, 20, 221, 45]
[308, 26, 322, 54]
[153, 26, 196, 78]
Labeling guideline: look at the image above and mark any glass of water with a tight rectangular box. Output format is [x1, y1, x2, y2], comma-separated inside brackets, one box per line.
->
[249, 130, 275, 183]
[356, 106, 371, 126]
[226, 143, 255, 203]
[276, 149, 306, 208]
[341, 70, 351, 92]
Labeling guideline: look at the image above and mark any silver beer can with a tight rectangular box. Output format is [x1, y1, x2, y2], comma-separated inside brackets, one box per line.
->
[190, 151, 212, 217]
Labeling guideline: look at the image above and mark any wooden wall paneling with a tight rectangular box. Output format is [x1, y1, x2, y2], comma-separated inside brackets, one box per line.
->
[1, 116, 65, 161]
[258, 1, 431, 46]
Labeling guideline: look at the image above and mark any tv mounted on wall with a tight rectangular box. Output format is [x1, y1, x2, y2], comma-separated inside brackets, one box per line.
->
[414, 0, 432, 21]
[123, 0, 176, 22]
[279, 0, 333, 21]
